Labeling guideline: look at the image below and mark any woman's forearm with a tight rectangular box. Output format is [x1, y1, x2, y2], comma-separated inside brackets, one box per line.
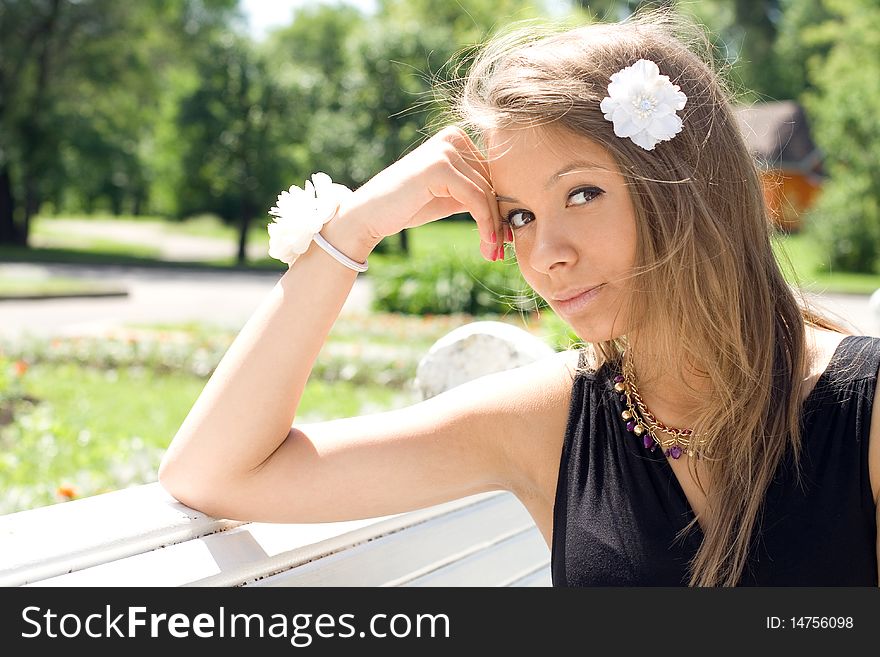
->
[158, 204, 381, 495]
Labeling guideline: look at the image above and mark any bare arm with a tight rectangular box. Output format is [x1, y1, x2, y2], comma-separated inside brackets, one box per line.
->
[871, 362, 880, 586]
[157, 207, 378, 509]
[158, 127, 511, 521]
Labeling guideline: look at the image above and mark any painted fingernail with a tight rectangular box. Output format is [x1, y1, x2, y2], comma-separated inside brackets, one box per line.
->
[490, 231, 497, 244]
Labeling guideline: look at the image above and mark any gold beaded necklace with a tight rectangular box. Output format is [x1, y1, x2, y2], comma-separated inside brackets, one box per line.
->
[613, 350, 710, 460]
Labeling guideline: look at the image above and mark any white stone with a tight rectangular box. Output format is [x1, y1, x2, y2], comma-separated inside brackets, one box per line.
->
[413, 320, 556, 400]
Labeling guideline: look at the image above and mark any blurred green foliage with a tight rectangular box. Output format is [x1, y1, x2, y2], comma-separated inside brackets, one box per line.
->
[1, 0, 878, 272]
[801, 0, 880, 273]
[0, 0, 239, 243]
[370, 248, 549, 315]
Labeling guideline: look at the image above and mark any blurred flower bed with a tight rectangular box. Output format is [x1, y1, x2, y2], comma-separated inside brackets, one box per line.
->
[0, 310, 571, 515]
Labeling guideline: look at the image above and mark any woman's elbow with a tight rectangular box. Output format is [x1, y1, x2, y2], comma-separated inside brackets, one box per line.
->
[157, 456, 214, 515]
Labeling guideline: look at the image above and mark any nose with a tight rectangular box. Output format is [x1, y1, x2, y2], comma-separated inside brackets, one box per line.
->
[524, 215, 579, 275]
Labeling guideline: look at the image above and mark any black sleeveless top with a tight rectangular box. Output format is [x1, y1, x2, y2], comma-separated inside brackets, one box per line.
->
[551, 334, 880, 586]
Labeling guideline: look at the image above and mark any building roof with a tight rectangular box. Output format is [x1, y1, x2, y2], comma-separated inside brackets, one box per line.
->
[733, 100, 824, 178]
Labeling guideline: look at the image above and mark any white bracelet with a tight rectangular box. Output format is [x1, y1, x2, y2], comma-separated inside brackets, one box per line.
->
[267, 172, 369, 273]
[313, 230, 369, 272]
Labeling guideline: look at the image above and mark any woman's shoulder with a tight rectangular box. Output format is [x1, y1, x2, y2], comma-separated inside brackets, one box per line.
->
[804, 328, 880, 507]
[558, 343, 610, 379]
[805, 329, 880, 396]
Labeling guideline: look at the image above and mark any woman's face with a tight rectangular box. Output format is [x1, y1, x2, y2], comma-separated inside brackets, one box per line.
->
[486, 126, 638, 342]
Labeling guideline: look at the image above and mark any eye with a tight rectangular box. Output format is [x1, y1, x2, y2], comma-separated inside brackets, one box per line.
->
[567, 186, 604, 206]
[505, 209, 534, 230]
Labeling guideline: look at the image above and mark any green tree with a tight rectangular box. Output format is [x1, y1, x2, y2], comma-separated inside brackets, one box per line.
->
[172, 35, 291, 265]
[259, 1, 546, 257]
[571, 0, 673, 22]
[379, 0, 548, 37]
[801, 0, 880, 273]
[771, 0, 834, 100]
[263, 3, 368, 187]
[571, 1, 818, 102]
[355, 1, 546, 253]
[0, 0, 236, 245]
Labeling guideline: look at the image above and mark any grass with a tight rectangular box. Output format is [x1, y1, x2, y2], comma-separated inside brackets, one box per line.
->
[384, 217, 481, 260]
[0, 276, 127, 298]
[771, 231, 880, 295]
[0, 362, 205, 514]
[201, 218, 483, 270]
[0, 305, 569, 516]
[19, 362, 204, 454]
[32, 213, 477, 254]
[0, 323, 426, 514]
[0, 243, 282, 272]
[20, 214, 275, 272]
[2, 308, 516, 514]
[8, 214, 483, 273]
[18, 361, 414, 443]
[165, 214, 270, 245]
[36, 214, 272, 247]
[0, 243, 196, 266]
[29, 227, 163, 259]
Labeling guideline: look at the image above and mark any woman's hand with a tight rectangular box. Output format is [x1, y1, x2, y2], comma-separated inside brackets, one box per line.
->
[338, 126, 507, 262]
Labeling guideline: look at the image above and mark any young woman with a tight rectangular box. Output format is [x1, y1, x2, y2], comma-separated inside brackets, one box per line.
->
[158, 11, 880, 587]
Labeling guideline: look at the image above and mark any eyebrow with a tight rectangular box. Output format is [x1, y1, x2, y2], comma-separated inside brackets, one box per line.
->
[494, 159, 603, 204]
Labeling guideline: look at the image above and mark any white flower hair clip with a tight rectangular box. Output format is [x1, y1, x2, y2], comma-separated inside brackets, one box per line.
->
[267, 172, 367, 272]
[599, 59, 688, 151]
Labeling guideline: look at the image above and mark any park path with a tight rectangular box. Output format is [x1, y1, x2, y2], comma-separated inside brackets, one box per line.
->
[0, 262, 374, 342]
[32, 218, 269, 262]
[1, 261, 877, 344]
[2, 218, 367, 341]
[2, 217, 879, 342]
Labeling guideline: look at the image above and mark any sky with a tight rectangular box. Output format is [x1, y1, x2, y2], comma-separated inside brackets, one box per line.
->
[240, 0, 568, 40]
[240, 0, 378, 39]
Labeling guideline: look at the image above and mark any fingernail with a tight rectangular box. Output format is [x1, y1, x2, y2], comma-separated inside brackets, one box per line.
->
[506, 227, 513, 242]
[490, 232, 497, 244]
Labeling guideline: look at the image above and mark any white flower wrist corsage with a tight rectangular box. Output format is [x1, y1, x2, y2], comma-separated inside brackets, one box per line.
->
[267, 172, 368, 272]
[599, 59, 688, 151]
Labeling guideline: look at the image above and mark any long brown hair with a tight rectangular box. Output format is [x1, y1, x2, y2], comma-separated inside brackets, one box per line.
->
[448, 9, 852, 586]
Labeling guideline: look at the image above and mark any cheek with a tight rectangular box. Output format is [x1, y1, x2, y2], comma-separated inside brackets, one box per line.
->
[513, 256, 538, 289]
[596, 206, 638, 275]
[508, 248, 546, 301]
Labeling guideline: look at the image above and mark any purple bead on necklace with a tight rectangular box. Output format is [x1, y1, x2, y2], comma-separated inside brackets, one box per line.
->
[612, 368, 705, 460]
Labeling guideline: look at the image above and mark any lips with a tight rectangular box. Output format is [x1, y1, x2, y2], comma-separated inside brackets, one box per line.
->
[552, 283, 607, 317]
[552, 284, 603, 302]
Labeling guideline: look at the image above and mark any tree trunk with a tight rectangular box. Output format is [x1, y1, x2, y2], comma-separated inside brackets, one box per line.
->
[22, 174, 40, 243]
[111, 192, 122, 216]
[237, 202, 251, 266]
[0, 165, 24, 245]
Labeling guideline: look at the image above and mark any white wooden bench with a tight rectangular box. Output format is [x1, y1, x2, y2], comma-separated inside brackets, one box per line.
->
[0, 321, 556, 587]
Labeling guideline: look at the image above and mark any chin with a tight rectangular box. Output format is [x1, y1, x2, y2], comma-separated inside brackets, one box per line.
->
[564, 316, 629, 345]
